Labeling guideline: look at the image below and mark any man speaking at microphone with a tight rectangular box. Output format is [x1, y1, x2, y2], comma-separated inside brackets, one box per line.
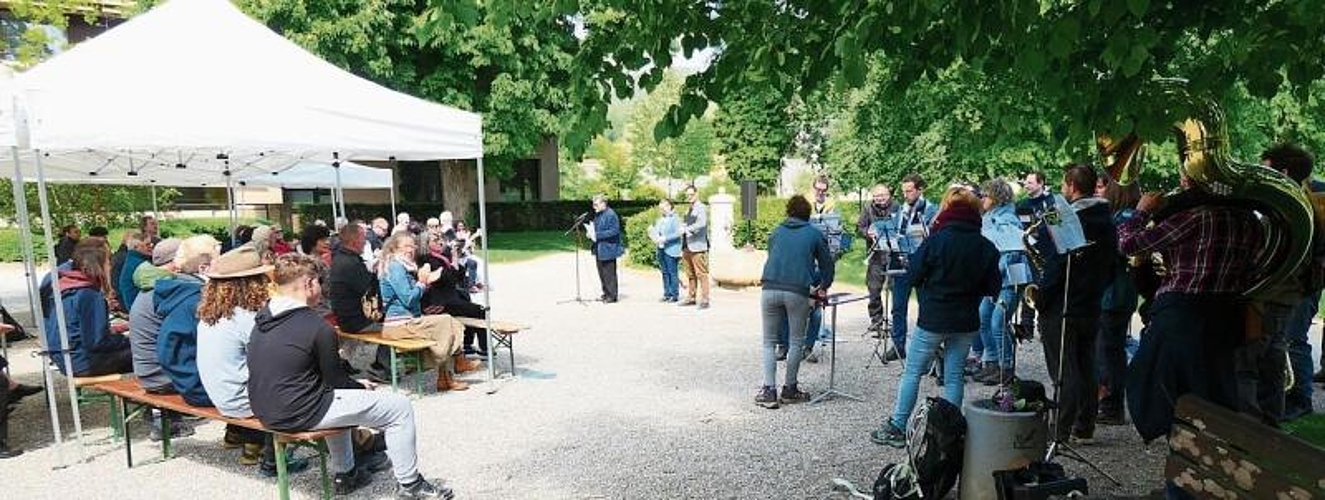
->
[586, 195, 623, 303]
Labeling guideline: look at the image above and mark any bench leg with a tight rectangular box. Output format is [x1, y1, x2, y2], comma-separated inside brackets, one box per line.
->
[505, 335, 515, 375]
[316, 439, 332, 500]
[160, 412, 172, 460]
[275, 438, 290, 500]
[117, 396, 132, 468]
[108, 394, 123, 441]
[411, 352, 425, 395]
[390, 348, 400, 392]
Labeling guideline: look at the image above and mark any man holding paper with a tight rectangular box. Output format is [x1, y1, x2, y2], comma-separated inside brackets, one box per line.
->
[886, 174, 938, 361]
[588, 195, 623, 303]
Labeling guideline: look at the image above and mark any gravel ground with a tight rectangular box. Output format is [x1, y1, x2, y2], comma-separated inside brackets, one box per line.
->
[2, 255, 1322, 499]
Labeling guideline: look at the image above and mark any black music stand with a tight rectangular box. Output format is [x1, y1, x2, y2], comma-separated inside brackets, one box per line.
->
[812, 292, 869, 405]
[558, 212, 594, 305]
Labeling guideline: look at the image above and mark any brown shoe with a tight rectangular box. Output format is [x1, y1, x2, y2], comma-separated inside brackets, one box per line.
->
[453, 354, 482, 373]
[436, 370, 470, 392]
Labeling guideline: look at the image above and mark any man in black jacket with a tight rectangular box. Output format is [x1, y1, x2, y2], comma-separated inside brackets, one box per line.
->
[327, 223, 393, 379]
[1035, 164, 1118, 444]
[248, 254, 452, 499]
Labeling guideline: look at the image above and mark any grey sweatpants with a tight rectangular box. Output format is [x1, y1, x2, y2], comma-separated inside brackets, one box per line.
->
[762, 289, 813, 388]
[313, 389, 420, 484]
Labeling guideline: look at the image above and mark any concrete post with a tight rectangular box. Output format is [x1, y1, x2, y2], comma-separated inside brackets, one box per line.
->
[709, 188, 736, 252]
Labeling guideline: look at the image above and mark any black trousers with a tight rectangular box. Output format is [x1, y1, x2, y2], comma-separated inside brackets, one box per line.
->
[596, 259, 618, 301]
[1040, 312, 1099, 439]
[1127, 293, 1243, 442]
[865, 262, 888, 326]
[445, 300, 489, 351]
[1096, 309, 1132, 414]
[1234, 302, 1291, 425]
[73, 347, 134, 378]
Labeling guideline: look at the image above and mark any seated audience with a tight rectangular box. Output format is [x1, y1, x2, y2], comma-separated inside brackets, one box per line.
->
[46, 241, 134, 377]
[379, 234, 471, 392]
[54, 224, 80, 265]
[270, 225, 294, 255]
[128, 237, 194, 440]
[327, 223, 393, 378]
[156, 236, 221, 407]
[421, 232, 489, 363]
[117, 231, 155, 311]
[249, 254, 454, 498]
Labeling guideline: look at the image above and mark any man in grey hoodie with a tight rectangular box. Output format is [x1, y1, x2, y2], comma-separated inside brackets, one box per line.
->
[127, 237, 194, 442]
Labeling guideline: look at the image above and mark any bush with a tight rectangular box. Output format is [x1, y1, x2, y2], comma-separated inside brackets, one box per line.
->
[296, 200, 660, 232]
[625, 206, 662, 268]
[731, 196, 862, 250]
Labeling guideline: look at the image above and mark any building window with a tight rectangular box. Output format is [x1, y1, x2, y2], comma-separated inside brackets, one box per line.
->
[397, 161, 442, 203]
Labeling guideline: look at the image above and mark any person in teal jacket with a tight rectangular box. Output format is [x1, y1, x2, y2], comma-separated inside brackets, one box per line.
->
[649, 199, 684, 302]
[116, 232, 153, 311]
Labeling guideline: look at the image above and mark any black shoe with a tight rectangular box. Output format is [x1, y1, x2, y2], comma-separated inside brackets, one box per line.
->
[972, 364, 1000, 385]
[1283, 405, 1314, 422]
[884, 347, 904, 362]
[366, 364, 391, 384]
[8, 384, 43, 406]
[1070, 429, 1096, 445]
[396, 476, 454, 499]
[259, 454, 312, 478]
[1097, 410, 1128, 426]
[779, 384, 811, 405]
[334, 465, 374, 495]
[472, 348, 489, 358]
[755, 386, 780, 409]
[775, 344, 788, 362]
[803, 346, 819, 364]
[355, 449, 392, 474]
[603, 297, 617, 304]
[870, 423, 906, 448]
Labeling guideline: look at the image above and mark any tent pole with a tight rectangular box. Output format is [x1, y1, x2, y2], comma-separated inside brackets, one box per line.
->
[35, 151, 87, 464]
[11, 149, 66, 456]
[478, 156, 495, 384]
[389, 162, 398, 223]
[333, 158, 345, 223]
[225, 170, 236, 246]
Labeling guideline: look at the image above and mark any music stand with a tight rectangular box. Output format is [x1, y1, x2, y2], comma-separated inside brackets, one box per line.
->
[557, 212, 594, 305]
[812, 292, 869, 405]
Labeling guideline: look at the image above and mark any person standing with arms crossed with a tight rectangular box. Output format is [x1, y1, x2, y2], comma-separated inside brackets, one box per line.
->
[680, 185, 711, 309]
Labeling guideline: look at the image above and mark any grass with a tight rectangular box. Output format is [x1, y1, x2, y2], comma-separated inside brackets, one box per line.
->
[482, 230, 581, 264]
[1284, 413, 1325, 449]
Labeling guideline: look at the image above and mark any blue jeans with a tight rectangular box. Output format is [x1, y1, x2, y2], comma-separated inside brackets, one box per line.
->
[977, 287, 1019, 368]
[762, 290, 814, 387]
[779, 306, 822, 347]
[657, 250, 680, 300]
[890, 271, 913, 350]
[889, 326, 975, 429]
[1286, 292, 1318, 411]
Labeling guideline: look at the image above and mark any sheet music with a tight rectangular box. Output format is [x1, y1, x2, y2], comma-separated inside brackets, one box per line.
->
[1044, 194, 1087, 253]
[585, 221, 597, 241]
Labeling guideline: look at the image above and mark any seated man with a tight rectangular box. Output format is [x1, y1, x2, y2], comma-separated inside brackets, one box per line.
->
[116, 231, 155, 311]
[155, 235, 220, 407]
[128, 237, 195, 441]
[326, 222, 393, 379]
[248, 254, 453, 499]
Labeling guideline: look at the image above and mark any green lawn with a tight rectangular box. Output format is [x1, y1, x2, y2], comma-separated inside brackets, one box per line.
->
[482, 230, 581, 264]
[1284, 413, 1325, 449]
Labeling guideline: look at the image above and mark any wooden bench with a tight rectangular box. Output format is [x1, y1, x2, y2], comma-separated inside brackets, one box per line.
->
[1166, 394, 1325, 499]
[336, 330, 436, 394]
[455, 317, 530, 376]
[90, 377, 346, 500]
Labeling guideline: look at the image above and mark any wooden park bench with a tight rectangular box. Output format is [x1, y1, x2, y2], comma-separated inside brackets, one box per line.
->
[336, 329, 436, 393]
[90, 377, 346, 500]
[455, 317, 530, 376]
[1166, 394, 1325, 499]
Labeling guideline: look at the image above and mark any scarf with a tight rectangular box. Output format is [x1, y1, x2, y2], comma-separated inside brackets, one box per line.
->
[932, 203, 982, 233]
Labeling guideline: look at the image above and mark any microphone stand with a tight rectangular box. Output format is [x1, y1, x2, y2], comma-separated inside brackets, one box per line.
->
[558, 212, 593, 306]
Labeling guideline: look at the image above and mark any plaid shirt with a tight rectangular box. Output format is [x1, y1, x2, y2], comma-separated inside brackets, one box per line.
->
[1118, 206, 1263, 295]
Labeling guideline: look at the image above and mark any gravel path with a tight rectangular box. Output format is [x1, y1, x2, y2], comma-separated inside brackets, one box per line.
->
[2, 254, 1320, 499]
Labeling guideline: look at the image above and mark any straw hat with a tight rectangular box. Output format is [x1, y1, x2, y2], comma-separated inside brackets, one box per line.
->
[206, 246, 273, 279]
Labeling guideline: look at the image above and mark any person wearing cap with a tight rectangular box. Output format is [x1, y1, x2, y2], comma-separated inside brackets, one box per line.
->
[249, 254, 454, 498]
[197, 246, 313, 475]
[155, 235, 221, 407]
[129, 237, 195, 442]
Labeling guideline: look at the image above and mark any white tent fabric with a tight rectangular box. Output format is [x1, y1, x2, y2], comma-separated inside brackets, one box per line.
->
[239, 160, 392, 189]
[10, 0, 482, 165]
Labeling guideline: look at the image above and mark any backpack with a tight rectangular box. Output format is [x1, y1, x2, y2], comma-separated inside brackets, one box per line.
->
[873, 397, 967, 499]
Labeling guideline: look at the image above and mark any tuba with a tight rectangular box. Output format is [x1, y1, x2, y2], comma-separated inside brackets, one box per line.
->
[1099, 81, 1315, 300]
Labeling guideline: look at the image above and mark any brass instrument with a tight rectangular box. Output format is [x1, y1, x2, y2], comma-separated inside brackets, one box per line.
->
[1098, 81, 1315, 300]
[1022, 215, 1046, 308]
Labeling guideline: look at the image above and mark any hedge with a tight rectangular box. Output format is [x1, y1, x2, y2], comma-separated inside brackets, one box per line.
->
[296, 200, 659, 232]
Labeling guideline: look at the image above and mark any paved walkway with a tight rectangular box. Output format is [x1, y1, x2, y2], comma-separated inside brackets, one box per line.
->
[3, 253, 1317, 498]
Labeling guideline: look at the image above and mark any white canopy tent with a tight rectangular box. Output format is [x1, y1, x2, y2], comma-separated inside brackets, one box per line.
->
[3, 0, 494, 465]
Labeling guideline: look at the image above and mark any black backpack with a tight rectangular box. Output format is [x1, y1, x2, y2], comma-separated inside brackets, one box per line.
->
[873, 397, 967, 499]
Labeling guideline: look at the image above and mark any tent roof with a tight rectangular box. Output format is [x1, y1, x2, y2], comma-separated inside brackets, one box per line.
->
[1, 150, 391, 189]
[10, 0, 481, 167]
[239, 160, 392, 190]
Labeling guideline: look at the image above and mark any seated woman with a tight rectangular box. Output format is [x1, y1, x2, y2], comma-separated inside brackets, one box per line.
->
[46, 241, 133, 377]
[378, 234, 471, 392]
[422, 232, 489, 359]
[452, 220, 487, 291]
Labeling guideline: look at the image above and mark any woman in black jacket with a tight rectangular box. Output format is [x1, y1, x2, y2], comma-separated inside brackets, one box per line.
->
[872, 186, 1001, 448]
[421, 232, 489, 359]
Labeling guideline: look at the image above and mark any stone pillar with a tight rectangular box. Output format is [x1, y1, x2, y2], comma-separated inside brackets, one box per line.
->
[709, 188, 736, 252]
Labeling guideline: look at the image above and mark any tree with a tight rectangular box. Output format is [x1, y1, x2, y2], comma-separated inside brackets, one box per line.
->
[567, 1, 1325, 147]
[712, 87, 792, 192]
[622, 71, 716, 192]
[240, 0, 610, 179]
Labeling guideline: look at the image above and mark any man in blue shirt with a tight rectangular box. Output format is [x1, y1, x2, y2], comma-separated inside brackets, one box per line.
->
[589, 195, 624, 303]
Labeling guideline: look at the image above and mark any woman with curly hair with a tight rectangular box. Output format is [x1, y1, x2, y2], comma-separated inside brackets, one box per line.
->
[196, 247, 309, 476]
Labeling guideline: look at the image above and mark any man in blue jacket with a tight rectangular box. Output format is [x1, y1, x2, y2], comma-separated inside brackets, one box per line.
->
[117, 231, 154, 311]
[887, 173, 938, 361]
[589, 195, 624, 303]
[156, 237, 220, 407]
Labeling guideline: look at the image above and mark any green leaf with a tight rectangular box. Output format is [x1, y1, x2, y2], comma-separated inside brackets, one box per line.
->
[1126, 0, 1149, 19]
